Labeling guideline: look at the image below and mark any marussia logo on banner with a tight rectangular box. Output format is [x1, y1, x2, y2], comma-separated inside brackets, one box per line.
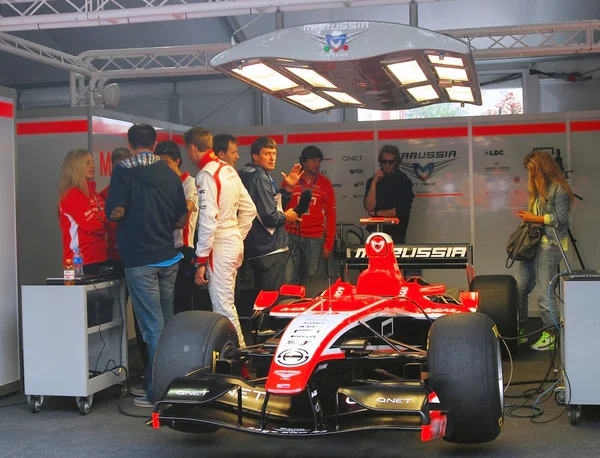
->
[399, 158, 458, 182]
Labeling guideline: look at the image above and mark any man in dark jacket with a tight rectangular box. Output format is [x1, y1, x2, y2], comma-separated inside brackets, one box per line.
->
[238, 136, 302, 294]
[364, 144, 414, 244]
[105, 124, 187, 408]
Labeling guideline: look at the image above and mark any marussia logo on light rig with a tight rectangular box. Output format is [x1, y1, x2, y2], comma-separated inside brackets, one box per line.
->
[305, 29, 366, 53]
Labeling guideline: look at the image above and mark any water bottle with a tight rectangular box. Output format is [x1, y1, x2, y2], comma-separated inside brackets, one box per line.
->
[73, 248, 84, 277]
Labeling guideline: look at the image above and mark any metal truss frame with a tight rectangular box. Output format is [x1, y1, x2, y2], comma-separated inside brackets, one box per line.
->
[1, 18, 599, 106]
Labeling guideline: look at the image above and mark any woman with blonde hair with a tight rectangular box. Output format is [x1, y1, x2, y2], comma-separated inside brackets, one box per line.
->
[58, 148, 108, 275]
[516, 150, 574, 351]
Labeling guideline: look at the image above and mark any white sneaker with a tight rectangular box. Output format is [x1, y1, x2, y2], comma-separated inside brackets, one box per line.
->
[133, 396, 153, 408]
[129, 385, 146, 397]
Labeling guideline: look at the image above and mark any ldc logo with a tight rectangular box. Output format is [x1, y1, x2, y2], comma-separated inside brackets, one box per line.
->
[485, 150, 504, 156]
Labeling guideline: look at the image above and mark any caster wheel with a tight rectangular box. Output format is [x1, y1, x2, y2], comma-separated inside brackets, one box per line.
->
[568, 405, 581, 426]
[120, 384, 129, 398]
[27, 395, 43, 414]
[76, 395, 94, 415]
[555, 389, 566, 405]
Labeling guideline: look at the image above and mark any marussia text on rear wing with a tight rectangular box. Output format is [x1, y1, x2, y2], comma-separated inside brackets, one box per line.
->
[345, 244, 473, 270]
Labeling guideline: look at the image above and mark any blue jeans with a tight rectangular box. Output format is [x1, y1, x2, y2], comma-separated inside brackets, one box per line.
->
[125, 263, 178, 401]
[515, 242, 561, 328]
[284, 234, 323, 285]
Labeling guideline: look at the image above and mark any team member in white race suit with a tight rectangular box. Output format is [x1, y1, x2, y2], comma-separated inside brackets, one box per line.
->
[184, 127, 257, 347]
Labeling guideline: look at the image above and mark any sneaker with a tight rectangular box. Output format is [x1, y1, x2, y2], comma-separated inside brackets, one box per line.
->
[531, 331, 555, 351]
[133, 396, 154, 408]
[129, 385, 146, 397]
[519, 328, 528, 345]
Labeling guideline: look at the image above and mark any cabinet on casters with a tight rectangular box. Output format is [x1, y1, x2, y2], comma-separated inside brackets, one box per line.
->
[22, 279, 128, 415]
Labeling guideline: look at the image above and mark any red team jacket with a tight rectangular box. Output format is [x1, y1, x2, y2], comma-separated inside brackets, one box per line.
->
[284, 173, 337, 251]
[99, 185, 119, 260]
[59, 181, 108, 265]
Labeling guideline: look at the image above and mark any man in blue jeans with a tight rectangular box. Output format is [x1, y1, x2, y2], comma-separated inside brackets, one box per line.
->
[105, 124, 187, 407]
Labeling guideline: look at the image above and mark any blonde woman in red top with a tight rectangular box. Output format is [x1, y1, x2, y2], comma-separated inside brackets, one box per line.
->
[58, 148, 108, 275]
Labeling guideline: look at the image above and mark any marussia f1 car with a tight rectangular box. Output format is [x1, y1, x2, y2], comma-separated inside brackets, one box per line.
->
[150, 223, 519, 444]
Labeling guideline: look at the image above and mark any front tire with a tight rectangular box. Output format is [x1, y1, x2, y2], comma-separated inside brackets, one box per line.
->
[152, 311, 239, 403]
[471, 275, 519, 355]
[427, 313, 504, 444]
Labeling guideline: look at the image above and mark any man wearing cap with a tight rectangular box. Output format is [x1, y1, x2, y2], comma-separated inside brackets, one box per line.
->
[284, 145, 337, 285]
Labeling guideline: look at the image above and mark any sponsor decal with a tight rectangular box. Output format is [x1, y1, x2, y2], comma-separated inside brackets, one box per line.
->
[277, 383, 291, 389]
[342, 155, 363, 161]
[485, 149, 504, 156]
[227, 387, 266, 401]
[316, 363, 328, 372]
[332, 183, 342, 188]
[353, 246, 468, 259]
[353, 194, 365, 198]
[273, 370, 302, 380]
[320, 170, 328, 176]
[353, 181, 364, 188]
[322, 157, 334, 162]
[99, 151, 112, 176]
[276, 348, 310, 367]
[175, 389, 208, 396]
[304, 22, 369, 54]
[198, 189, 206, 194]
[377, 397, 413, 404]
[349, 169, 363, 174]
[484, 161, 510, 173]
[400, 151, 457, 160]
[399, 157, 458, 183]
[369, 236, 386, 254]
[381, 317, 393, 338]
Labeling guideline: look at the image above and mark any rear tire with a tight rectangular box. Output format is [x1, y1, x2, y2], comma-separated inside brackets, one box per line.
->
[470, 275, 519, 355]
[152, 311, 238, 404]
[427, 313, 504, 444]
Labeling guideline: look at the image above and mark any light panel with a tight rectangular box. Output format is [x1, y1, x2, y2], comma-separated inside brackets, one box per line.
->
[322, 91, 362, 104]
[407, 85, 439, 102]
[427, 55, 464, 66]
[211, 21, 482, 113]
[446, 85, 474, 102]
[232, 63, 298, 91]
[435, 66, 469, 81]
[386, 60, 428, 85]
[287, 93, 335, 111]
[286, 67, 337, 88]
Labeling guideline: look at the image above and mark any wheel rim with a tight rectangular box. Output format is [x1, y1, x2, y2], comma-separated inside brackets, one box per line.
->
[497, 340, 504, 412]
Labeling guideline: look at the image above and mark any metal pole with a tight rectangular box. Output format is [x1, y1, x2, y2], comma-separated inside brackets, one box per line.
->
[409, 0, 418, 27]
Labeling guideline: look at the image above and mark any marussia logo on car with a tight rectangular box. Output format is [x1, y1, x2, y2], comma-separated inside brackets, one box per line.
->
[354, 246, 468, 259]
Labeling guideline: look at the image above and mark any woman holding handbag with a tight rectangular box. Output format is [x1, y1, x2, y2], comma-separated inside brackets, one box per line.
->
[516, 150, 574, 351]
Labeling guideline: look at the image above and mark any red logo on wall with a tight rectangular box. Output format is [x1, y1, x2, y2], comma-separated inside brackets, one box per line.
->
[99, 151, 113, 177]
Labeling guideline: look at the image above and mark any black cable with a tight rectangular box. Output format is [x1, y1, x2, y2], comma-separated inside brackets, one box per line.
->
[93, 324, 106, 376]
[192, 87, 252, 126]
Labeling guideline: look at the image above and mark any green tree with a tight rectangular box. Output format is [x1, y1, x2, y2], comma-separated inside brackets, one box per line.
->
[404, 102, 467, 119]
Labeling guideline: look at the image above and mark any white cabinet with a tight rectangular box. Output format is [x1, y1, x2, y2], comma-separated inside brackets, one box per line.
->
[22, 280, 128, 414]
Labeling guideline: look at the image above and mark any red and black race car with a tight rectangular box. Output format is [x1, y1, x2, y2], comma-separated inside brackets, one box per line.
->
[150, 220, 518, 444]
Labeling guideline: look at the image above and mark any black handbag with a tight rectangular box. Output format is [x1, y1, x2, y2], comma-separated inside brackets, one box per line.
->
[505, 222, 543, 268]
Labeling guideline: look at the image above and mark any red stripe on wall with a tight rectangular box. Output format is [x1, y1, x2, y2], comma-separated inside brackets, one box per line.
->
[0, 101, 13, 118]
[237, 134, 285, 146]
[17, 120, 88, 135]
[288, 131, 374, 144]
[415, 193, 464, 197]
[156, 131, 170, 142]
[570, 120, 600, 132]
[173, 133, 185, 145]
[379, 126, 468, 140]
[472, 122, 566, 136]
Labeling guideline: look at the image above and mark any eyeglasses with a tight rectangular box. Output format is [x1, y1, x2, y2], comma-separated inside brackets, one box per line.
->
[380, 159, 396, 165]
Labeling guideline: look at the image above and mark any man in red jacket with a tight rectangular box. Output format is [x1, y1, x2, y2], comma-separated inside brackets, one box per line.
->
[284, 145, 336, 285]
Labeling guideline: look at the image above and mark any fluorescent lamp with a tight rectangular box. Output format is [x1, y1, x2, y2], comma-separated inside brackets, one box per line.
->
[386, 60, 428, 85]
[232, 63, 298, 91]
[286, 67, 337, 88]
[407, 85, 439, 102]
[322, 91, 362, 104]
[286, 93, 334, 111]
[435, 66, 468, 81]
[446, 86, 474, 102]
[427, 55, 464, 66]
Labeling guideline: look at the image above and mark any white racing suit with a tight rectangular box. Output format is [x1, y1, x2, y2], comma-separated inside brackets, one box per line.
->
[195, 152, 257, 347]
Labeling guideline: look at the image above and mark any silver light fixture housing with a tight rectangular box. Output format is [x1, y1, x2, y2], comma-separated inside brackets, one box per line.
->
[210, 21, 482, 114]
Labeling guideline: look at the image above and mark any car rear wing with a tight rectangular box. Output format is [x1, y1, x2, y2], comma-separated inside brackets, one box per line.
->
[345, 243, 473, 270]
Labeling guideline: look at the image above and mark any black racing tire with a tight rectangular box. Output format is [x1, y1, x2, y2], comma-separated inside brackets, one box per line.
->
[427, 313, 504, 444]
[470, 275, 519, 355]
[152, 311, 239, 404]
